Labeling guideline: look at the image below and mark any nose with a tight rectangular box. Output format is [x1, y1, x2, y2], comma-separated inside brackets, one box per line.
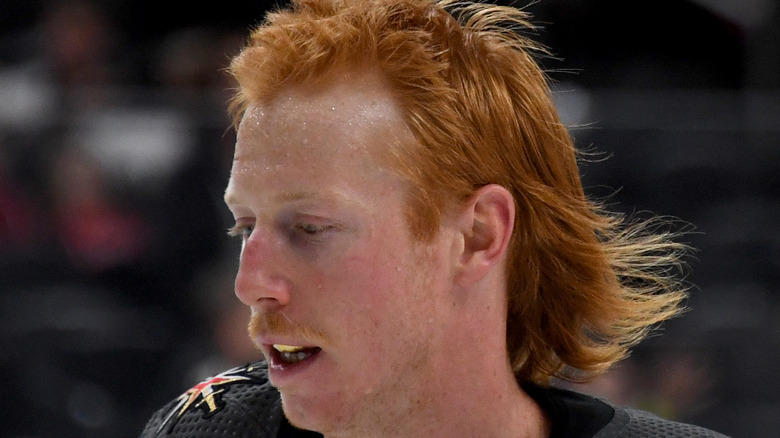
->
[234, 232, 291, 310]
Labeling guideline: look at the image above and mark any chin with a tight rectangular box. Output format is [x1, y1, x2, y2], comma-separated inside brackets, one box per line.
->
[281, 393, 344, 434]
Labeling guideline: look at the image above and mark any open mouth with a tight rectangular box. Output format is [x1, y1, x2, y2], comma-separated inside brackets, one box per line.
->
[272, 344, 322, 365]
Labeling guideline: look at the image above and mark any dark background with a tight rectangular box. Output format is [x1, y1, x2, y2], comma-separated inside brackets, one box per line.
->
[1, 0, 778, 437]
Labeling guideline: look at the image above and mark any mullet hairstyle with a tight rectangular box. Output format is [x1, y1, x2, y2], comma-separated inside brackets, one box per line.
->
[228, 0, 689, 385]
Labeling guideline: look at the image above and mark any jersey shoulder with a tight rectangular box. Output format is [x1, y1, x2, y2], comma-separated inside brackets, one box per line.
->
[140, 362, 284, 438]
[597, 406, 731, 438]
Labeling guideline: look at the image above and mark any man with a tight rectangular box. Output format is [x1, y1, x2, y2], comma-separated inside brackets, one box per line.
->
[142, 0, 727, 436]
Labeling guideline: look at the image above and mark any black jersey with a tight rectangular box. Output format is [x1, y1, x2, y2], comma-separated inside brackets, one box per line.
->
[140, 362, 727, 438]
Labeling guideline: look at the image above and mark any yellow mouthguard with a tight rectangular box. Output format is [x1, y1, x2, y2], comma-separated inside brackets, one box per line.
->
[274, 344, 305, 353]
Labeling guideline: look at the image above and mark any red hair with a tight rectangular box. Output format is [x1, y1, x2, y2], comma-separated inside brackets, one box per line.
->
[229, 0, 688, 385]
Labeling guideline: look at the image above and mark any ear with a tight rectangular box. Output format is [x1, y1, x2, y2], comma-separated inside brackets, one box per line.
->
[453, 184, 515, 287]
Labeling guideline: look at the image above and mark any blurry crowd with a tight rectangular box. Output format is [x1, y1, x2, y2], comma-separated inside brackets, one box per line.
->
[1, 1, 260, 436]
[1, 0, 779, 437]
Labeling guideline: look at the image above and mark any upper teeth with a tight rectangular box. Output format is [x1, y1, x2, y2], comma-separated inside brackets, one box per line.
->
[274, 344, 305, 353]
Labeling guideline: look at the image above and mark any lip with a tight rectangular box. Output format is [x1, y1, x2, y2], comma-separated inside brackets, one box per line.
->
[259, 340, 323, 387]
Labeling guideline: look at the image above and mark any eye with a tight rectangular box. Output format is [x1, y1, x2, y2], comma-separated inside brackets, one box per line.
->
[279, 212, 342, 248]
[298, 223, 328, 235]
[228, 223, 254, 240]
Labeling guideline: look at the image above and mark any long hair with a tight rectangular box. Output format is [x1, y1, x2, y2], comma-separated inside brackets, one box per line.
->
[228, 0, 689, 385]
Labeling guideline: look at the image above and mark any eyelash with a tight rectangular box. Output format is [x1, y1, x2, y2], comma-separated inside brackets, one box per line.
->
[227, 224, 254, 239]
[227, 222, 336, 241]
[297, 223, 331, 235]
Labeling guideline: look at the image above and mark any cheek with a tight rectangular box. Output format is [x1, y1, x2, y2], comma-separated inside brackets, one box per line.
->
[345, 253, 434, 332]
[305, 231, 436, 333]
[313, 253, 409, 329]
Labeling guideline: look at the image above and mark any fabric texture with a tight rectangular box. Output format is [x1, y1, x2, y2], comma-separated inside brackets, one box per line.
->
[140, 361, 728, 437]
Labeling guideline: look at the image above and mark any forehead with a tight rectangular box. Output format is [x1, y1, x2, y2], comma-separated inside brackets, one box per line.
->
[227, 70, 416, 203]
[237, 70, 408, 160]
[249, 71, 403, 129]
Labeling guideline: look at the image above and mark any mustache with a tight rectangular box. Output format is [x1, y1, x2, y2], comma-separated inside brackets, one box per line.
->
[248, 311, 328, 346]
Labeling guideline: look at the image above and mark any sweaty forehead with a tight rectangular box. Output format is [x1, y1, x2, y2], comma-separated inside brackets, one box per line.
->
[232, 70, 415, 176]
[229, 70, 420, 189]
[238, 71, 405, 141]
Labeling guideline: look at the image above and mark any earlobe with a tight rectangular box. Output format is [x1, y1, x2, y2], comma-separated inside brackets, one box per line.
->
[455, 184, 515, 287]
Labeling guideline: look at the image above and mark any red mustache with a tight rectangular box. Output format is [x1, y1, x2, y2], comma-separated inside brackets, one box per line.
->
[248, 312, 328, 346]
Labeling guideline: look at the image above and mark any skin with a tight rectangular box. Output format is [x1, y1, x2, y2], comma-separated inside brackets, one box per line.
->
[224, 69, 550, 438]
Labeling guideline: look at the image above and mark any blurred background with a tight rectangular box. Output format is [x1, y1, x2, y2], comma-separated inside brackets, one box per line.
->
[0, 0, 777, 437]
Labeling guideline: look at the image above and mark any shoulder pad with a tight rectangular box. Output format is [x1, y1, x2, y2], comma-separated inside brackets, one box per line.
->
[140, 362, 284, 438]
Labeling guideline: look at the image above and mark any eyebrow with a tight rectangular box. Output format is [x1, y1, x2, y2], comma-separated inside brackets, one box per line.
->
[276, 190, 324, 203]
[223, 189, 348, 208]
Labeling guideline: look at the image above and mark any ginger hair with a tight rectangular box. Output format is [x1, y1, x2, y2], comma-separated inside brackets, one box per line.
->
[228, 0, 689, 385]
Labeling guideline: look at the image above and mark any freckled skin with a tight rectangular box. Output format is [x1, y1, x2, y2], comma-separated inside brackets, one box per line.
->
[224, 70, 548, 438]
[225, 71, 460, 435]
